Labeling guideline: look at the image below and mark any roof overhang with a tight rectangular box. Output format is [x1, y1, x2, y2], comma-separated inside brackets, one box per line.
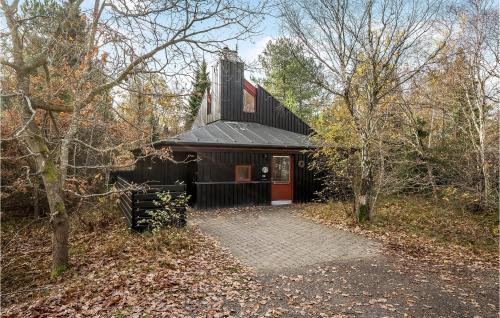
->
[152, 143, 315, 153]
[132, 120, 317, 156]
[164, 120, 315, 148]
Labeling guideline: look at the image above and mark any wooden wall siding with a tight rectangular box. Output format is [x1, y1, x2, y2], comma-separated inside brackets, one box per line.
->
[193, 63, 222, 128]
[127, 150, 318, 209]
[196, 182, 271, 209]
[193, 58, 312, 136]
[195, 151, 318, 208]
[220, 59, 245, 121]
[293, 152, 317, 203]
[195, 151, 271, 208]
[197, 151, 271, 182]
[255, 87, 313, 135]
[218, 59, 312, 135]
[134, 152, 196, 185]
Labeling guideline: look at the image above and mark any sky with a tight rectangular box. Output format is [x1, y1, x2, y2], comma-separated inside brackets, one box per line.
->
[82, 0, 281, 78]
[0, 0, 281, 89]
[207, 5, 281, 81]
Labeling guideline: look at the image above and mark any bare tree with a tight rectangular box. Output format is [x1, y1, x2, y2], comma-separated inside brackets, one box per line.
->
[1, 0, 265, 272]
[280, 0, 449, 221]
[451, 0, 499, 208]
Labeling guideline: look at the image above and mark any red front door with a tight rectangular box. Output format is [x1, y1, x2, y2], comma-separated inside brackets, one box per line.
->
[271, 155, 293, 204]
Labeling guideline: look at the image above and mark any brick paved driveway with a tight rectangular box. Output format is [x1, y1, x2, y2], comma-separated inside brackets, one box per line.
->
[192, 205, 380, 271]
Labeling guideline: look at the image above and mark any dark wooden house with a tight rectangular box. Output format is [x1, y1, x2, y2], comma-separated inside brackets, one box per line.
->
[130, 48, 319, 209]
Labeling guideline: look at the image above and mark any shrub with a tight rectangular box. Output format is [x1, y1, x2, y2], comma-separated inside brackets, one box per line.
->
[139, 191, 190, 233]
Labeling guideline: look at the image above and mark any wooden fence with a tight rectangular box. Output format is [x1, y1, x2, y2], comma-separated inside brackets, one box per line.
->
[115, 177, 187, 231]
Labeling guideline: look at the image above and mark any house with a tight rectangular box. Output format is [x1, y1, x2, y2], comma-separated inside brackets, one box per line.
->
[130, 47, 319, 209]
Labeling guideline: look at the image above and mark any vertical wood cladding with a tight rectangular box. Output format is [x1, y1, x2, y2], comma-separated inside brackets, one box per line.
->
[130, 150, 318, 209]
[196, 182, 271, 209]
[193, 58, 313, 136]
[192, 63, 222, 128]
[220, 59, 244, 121]
[133, 152, 197, 186]
[293, 152, 318, 203]
[217, 59, 312, 135]
[197, 152, 271, 182]
[196, 151, 271, 209]
[194, 151, 317, 209]
[255, 87, 313, 135]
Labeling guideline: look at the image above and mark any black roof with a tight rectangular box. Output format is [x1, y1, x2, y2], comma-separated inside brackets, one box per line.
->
[157, 120, 314, 149]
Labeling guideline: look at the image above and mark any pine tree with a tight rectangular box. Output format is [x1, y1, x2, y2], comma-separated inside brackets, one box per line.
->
[186, 60, 209, 129]
[255, 38, 323, 121]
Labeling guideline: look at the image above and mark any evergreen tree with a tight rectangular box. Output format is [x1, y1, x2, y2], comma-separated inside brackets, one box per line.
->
[255, 38, 323, 121]
[186, 60, 209, 129]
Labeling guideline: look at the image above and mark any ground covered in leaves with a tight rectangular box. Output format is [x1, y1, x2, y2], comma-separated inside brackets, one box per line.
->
[1, 206, 263, 317]
[191, 204, 499, 317]
[2, 197, 498, 317]
[302, 195, 499, 268]
[251, 256, 498, 317]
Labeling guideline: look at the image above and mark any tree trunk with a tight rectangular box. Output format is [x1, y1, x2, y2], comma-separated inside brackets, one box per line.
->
[355, 188, 372, 222]
[426, 162, 438, 201]
[355, 139, 373, 222]
[479, 141, 489, 208]
[30, 136, 70, 272]
[16, 72, 70, 272]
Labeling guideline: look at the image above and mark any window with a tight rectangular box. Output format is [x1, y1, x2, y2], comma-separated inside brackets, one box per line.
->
[235, 165, 251, 182]
[272, 156, 290, 184]
[243, 79, 256, 113]
[243, 89, 255, 113]
[207, 87, 212, 115]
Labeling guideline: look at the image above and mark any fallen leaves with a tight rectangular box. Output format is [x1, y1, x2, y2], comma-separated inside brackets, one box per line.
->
[300, 197, 499, 269]
[1, 209, 263, 317]
[2, 204, 498, 317]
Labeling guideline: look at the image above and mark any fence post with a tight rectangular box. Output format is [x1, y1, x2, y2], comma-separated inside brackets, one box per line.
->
[130, 190, 136, 230]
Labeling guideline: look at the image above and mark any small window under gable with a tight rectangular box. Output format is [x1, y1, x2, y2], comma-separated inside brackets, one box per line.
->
[243, 79, 256, 113]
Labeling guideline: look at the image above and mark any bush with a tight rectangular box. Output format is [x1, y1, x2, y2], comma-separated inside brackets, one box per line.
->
[139, 191, 190, 233]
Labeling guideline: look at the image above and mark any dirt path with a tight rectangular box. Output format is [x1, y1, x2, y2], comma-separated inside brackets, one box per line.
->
[192, 206, 499, 317]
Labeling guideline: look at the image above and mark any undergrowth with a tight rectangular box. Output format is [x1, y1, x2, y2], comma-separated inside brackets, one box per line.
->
[1, 202, 197, 308]
[302, 195, 499, 266]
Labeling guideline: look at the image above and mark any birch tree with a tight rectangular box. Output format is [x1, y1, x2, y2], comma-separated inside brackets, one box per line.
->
[1, 0, 265, 272]
[280, 0, 449, 221]
[451, 0, 499, 208]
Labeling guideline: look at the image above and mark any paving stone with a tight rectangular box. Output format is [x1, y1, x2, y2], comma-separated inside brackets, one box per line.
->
[192, 206, 381, 271]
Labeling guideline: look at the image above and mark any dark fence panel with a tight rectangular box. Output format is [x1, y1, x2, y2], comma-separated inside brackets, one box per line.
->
[115, 177, 187, 231]
[116, 177, 134, 226]
[293, 152, 319, 203]
[195, 181, 271, 209]
[110, 170, 135, 183]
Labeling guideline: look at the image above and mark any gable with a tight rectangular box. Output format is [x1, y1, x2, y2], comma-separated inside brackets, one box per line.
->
[254, 85, 312, 135]
[192, 49, 312, 136]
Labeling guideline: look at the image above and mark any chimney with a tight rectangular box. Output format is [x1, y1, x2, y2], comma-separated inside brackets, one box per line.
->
[219, 46, 242, 63]
[211, 46, 244, 120]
